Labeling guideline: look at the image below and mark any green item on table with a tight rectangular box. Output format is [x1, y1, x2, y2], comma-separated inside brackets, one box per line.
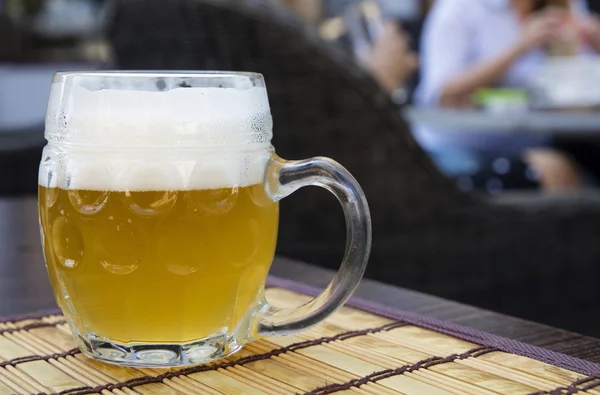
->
[473, 88, 529, 106]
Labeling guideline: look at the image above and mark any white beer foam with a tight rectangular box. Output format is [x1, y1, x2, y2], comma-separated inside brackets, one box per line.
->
[41, 85, 273, 191]
[39, 144, 272, 191]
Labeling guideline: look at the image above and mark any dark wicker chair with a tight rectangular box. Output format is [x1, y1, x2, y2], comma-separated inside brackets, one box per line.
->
[0, 14, 25, 62]
[109, 0, 600, 336]
[0, 125, 45, 196]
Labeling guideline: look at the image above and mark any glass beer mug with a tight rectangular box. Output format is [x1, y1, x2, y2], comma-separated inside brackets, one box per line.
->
[38, 71, 371, 367]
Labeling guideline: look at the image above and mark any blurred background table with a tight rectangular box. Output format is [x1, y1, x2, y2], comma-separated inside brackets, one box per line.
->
[405, 106, 600, 136]
[3, 196, 600, 364]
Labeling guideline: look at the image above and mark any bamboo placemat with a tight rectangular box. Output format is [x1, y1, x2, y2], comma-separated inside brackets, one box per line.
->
[1, 277, 599, 395]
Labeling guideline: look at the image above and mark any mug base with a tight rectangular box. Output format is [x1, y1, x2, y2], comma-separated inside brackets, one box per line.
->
[77, 331, 244, 367]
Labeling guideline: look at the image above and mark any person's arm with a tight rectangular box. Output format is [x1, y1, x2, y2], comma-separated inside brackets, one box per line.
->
[439, 44, 529, 106]
[361, 23, 418, 93]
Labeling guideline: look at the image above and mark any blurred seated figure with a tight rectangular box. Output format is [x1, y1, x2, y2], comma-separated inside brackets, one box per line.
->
[413, 0, 599, 193]
[360, 23, 418, 94]
[340, 1, 419, 103]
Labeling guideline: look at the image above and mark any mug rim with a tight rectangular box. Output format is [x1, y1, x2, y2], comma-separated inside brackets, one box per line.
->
[53, 70, 264, 80]
[46, 70, 273, 148]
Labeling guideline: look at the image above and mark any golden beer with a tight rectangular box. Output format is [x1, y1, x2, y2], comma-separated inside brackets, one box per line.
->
[39, 184, 279, 343]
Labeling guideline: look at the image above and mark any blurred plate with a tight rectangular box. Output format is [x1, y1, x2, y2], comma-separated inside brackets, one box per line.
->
[528, 56, 600, 110]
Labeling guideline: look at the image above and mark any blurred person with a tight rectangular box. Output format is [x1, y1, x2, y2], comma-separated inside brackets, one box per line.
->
[413, 0, 597, 193]
[361, 22, 418, 94]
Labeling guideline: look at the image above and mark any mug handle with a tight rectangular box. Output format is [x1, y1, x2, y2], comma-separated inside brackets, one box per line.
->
[258, 154, 372, 337]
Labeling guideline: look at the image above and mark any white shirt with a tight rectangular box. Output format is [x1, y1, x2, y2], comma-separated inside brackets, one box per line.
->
[413, 0, 590, 152]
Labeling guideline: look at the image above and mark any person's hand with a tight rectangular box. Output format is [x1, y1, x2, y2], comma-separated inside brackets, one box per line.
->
[578, 14, 600, 53]
[517, 8, 566, 53]
[362, 23, 418, 93]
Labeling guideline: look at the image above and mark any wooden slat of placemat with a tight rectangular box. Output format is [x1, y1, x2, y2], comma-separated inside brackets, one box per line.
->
[0, 288, 597, 395]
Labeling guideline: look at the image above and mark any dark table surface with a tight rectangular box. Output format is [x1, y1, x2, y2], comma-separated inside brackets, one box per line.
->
[3, 196, 600, 364]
